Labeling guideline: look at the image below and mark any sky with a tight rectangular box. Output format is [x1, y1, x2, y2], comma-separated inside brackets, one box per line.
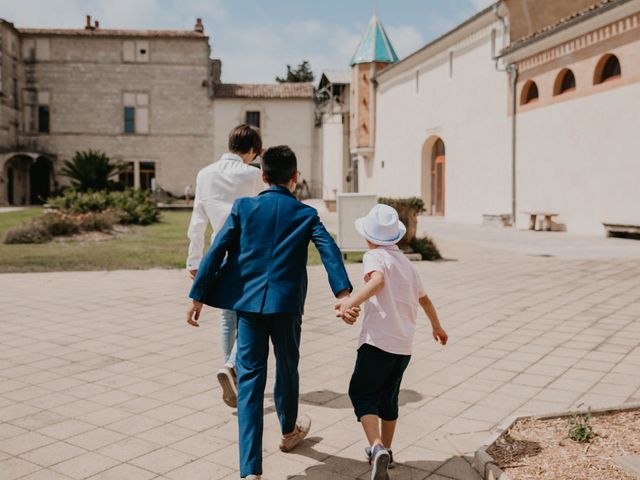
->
[0, 0, 495, 83]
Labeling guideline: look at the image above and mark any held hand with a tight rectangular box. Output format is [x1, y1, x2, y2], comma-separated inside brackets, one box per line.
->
[334, 298, 360, 325]
[186, 300, 203, 327]
[432, 325, 448, 345]
[188, 269, 198, 281]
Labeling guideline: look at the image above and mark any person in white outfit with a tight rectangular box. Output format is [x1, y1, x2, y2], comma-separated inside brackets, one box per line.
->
[187, 124, 265, 408]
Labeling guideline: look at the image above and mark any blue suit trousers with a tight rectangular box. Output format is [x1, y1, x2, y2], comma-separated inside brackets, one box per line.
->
[236, 312, 301, 477]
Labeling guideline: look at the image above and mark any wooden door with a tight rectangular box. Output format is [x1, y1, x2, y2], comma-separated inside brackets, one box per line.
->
[433, 155, 445, 216]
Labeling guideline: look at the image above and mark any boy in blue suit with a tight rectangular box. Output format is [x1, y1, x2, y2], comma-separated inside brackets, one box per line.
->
[187, 146, 358, 480]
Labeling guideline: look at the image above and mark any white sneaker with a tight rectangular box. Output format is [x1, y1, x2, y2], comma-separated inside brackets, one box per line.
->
[242, 475, 261, 480]
[216, 365, 237, 408]
[279, 415, 311, 452]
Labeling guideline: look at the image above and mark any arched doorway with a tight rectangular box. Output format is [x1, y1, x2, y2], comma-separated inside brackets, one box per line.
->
[30, 157, 52, 204]
[421, 136, 446, 216]
[4, 155, 32, 206]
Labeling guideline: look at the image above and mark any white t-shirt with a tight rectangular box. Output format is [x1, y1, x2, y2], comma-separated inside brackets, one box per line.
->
[186, 153, 265, 269]
[358, 245, 426, 355]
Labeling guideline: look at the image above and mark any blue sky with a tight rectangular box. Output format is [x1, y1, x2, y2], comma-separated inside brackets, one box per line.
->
[0, 0, 494, 83]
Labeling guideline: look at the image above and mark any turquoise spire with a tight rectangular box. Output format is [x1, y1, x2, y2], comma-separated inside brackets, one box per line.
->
[350, 14, 399, 66]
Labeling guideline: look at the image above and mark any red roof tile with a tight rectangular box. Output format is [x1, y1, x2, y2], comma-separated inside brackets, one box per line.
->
[214, 83, 314, 99]
[501, 0, 628, 55]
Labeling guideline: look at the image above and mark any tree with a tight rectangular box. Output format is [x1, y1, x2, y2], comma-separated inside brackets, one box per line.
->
[276, 60, 314, 83]
[60, 149, 125, 192]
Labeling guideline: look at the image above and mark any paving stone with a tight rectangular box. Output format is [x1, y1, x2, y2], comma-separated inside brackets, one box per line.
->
[613, 455, 640, 478]
[1, 226, 639, 480]
[21, 441, 87, 467]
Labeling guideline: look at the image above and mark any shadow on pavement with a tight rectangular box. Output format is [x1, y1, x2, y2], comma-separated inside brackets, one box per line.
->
[287, 439, 477, 479]
[297, 389, 423, 409]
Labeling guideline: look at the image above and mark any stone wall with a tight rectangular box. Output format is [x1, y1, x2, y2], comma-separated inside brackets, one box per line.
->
[14, 33, 214, 196]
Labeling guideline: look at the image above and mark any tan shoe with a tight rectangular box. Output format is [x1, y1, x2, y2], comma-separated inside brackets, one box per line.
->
[216, 366, 237, 408]
[279, 415, 311, 452]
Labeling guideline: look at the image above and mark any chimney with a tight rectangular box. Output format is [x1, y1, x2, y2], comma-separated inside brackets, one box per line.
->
[85, 15, 92, 30]
[94, 19, 100, 29]
[194, 18, 204, 33]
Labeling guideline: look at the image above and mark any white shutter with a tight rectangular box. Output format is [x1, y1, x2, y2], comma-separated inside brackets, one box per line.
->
[38, 91, 50, 105]
[136, 41, 149, 62]
[35, 39, 50, 61]
[136, 107, 149, 134]
[123, 92, 136, 106]
[123, 41, 135, 62]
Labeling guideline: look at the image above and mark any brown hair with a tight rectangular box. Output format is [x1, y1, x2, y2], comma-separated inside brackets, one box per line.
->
[228, 124, 262, 155]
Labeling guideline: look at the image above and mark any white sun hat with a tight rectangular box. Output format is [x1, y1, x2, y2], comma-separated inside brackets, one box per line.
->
[354, 204, 406, 246]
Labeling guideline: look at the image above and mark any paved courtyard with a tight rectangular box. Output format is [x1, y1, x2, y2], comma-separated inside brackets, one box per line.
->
[1, 225, 640, 479]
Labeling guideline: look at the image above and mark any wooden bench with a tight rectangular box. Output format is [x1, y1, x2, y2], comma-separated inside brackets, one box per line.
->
[603, 223, 640, 238]
[522, 212, 558, 231]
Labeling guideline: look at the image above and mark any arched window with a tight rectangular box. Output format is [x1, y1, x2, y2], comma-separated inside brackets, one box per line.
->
[594, 54, 621, 84]
[554, 68, 576, 95]
[521, 80, 539, 105]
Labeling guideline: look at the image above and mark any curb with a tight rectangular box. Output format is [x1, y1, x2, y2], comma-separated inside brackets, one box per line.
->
[473, 401, 640, 480]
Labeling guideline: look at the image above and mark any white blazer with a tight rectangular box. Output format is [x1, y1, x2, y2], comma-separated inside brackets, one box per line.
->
[186, 153, 265, 269]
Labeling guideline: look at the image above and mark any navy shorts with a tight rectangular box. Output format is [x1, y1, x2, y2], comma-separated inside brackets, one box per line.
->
[348, 343, 411, 421]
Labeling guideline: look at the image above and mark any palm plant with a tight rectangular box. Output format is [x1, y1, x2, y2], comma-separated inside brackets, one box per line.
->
[60, 150, 125, 192]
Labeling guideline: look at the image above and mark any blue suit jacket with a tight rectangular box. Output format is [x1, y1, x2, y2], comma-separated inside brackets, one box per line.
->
[189, 185, 352, 315]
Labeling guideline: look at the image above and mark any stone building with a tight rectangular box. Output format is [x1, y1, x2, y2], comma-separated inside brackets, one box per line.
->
[0, 16, 317, 205]
[335, 0, 640, 235]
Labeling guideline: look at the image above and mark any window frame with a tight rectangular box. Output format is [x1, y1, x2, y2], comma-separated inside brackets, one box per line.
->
[124, 106, 136, 134]
[594, 53, 621, 85]
[520, 80, 539, 105]
[553, 68, 576, 96]
[245, 110, 261, 128]
[37, 105, 50, 133]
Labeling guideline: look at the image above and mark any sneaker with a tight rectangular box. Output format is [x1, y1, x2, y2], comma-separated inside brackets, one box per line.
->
[365, 446, 395, 469]
[216, 366, 237, 408]
[241, 476, 261, 480]
[279, 415, 311, 452]
[370, 443, 390, 480]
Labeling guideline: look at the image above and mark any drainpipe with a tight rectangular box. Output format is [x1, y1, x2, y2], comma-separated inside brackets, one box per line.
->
[507, 64, 518, 224]
[492, 1, 518, 224]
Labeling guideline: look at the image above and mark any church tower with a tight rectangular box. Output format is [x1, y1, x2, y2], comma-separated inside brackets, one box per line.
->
[349, 14, 398, 189]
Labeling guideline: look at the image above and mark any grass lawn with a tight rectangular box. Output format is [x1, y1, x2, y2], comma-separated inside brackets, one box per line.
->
[0, 208, 362, 273]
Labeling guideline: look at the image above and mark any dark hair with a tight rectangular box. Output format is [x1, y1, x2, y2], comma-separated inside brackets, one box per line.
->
[261, 146, 297, 185]
[228, 124, 262, 155]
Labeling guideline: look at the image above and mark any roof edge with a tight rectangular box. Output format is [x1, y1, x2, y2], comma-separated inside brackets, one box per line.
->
[375, 2, 500, 81]
[17, 27, 208, 39]
[499, 0, 635, 58]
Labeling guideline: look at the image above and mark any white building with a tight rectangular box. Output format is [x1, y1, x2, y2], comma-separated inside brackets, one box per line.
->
[317, 70, 350, 206]
[337, 0, 640, 235]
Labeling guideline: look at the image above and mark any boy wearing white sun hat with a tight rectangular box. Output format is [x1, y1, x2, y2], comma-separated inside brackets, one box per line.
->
[335, 203, 448, 480]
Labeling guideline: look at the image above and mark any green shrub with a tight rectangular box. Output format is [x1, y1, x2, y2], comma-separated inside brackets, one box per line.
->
[40, 212, 81, 236]
[79, 210, 121, 232]
[49, 189, 159, 225]
[568, 407, 595, 443]
[60, 150, 125, 192]
[109, 190, 159, 225]
[4, 221, 52, 244]
[411, 236, 442, 261]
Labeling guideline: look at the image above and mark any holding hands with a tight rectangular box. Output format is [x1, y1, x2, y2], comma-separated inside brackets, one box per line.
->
[335, 297, 360, 325]
[335, 290, 361, 325]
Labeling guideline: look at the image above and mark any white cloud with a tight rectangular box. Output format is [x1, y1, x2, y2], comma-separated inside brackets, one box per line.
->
[385, 25, 425, 59]
[0, 0, 452, 84]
